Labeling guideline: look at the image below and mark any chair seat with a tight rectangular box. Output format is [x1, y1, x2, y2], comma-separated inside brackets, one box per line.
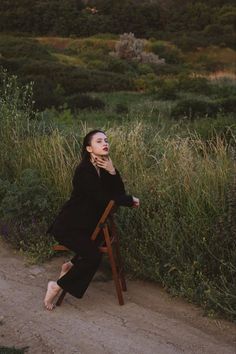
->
[52, 236, 116, 253]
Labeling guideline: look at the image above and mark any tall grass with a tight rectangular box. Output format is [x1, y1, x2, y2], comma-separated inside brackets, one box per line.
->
[0, 70, 235, 320]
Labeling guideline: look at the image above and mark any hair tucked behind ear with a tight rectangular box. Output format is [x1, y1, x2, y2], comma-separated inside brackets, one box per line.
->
[80, 129, 105, 164]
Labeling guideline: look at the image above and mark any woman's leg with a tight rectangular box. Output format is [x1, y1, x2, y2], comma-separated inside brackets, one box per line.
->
[59, 261, 73, 278]
[57, 236, 102, 299]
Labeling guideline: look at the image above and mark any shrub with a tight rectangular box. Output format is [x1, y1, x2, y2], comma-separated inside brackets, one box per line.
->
[210, 78, 236, 99]
[195, 54, 224, 72]
[65, 94, 105, 111]
[203, 24, 225, 37]
[134, 73, 159, 92]
[156, 80, 178, 100]
[0, 168, 57, 261]
[114, 103, 129, 114]
[0, 168, 56, 225]
[217, 96, 236, 114]
[137, 63, 154, 75]
[21, 75, 64, 110]
[150, 63, 189, 76]
[0, 36, 53, 60]
[150, 41, 183, 64]
[177, 76, 212, 95]
[172, 97, 219, 120]
[111, 33, 165, 65]
[105, 56, 135, 74]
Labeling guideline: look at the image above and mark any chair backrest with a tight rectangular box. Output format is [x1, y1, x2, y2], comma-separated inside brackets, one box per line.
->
[90, 200, 116, 241]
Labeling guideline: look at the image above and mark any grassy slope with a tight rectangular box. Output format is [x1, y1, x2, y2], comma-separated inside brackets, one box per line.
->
[37, 36, 236, 73]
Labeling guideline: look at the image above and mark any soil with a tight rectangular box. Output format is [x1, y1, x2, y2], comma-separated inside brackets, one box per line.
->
[0, 238, 235, 354]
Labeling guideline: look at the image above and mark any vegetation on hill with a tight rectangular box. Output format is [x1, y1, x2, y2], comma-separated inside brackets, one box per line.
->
[0, 33, 235, 113]
[0, 0, 235, 50]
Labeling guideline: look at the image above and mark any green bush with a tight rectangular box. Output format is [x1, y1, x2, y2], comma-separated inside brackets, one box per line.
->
[150, 63, 188, 76]
[195, 55, 224, 72]
[172, 97, 219, 120]
[177, 76, 212, 95]
[65, 94, 105, 111]
[0, 169, 56, 224]
[217, 96, 236, 114]
[0, 168, 57, 261]
[203, 24, 225, 37]
[24, 75, 63, 110]
[210, 78, 236, 99]
[172, 31, 236, 51]
[114, 103, 129, 114]
[156, 80, 178, 100]
[186, 115, 236, 142]
[0, 36, 53, 60]
[150, 41, 183, 64]
[106, 56, 136, 74]
[1, 56, 134, 109]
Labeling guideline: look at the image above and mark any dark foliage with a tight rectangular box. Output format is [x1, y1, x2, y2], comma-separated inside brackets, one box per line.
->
[172, 95, 236, 120]
[0, 1, 235, 49]
[172, 98, 219, 120]
[65, 94, 105, 111]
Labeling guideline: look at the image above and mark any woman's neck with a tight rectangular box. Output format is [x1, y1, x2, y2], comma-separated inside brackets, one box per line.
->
[90, 158, 100, 176]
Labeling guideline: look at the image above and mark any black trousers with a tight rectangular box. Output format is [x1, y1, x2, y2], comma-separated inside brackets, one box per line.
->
[55, 231, 103, 299]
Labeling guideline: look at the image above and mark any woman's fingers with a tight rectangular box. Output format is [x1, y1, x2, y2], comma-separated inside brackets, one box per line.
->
[94, 156, 115, 174]
[96, 160, 106, 167]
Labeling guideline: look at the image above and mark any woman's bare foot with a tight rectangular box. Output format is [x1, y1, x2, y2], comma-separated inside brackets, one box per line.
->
[59, 261, 73, 278]
[44, 281, 61, 310]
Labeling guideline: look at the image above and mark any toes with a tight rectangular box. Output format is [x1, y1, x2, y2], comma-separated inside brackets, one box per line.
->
[44, 281, 59, 310]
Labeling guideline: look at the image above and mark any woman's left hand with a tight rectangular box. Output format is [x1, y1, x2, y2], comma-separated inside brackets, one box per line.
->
[95, 156, 116, 174]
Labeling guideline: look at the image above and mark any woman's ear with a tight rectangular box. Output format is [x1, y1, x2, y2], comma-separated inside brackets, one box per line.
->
[86, 146, 92, 153]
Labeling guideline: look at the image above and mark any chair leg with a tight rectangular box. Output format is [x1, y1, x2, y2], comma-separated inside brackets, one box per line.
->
[114, 242, 127, 292]
[56, 289, 67, 306]
[104, 226, 124, 305]
[110, 219, 127, 292]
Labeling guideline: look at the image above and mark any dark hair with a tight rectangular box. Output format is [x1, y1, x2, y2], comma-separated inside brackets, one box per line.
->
[80, 129, 106, 163]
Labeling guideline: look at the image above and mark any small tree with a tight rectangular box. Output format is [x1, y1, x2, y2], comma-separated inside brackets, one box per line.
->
[110, 33, 165, 65]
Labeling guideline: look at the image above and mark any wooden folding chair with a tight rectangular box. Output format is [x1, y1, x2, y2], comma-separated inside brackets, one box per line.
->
[52, 200, 127, 306]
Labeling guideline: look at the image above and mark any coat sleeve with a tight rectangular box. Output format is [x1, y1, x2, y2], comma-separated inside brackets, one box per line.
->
[102, 168, 125, 194]
[102, 168, 134, 207]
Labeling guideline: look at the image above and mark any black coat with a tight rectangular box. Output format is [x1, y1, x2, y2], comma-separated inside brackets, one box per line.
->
[47, 159, 133, 240]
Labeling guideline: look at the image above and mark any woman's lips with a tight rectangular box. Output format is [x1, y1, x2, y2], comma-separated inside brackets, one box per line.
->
[103, 147, 108, 151]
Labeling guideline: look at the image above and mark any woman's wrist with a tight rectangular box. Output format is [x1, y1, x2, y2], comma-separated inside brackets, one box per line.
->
[109, 168, 116, 175]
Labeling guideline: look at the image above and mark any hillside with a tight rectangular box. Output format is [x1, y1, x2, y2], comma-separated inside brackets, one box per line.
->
[0, 0, 235, 50]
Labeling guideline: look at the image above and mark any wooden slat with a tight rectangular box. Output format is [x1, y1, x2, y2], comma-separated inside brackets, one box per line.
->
[91, 200, 115, 241]
[52, 245, 69, 251]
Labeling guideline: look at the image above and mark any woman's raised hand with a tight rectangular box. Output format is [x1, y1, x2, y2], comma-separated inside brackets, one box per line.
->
[94, 156, 116, 175]
[132, 196, 140, 208]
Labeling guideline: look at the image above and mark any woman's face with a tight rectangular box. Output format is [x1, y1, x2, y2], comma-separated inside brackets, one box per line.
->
[86, 132, 109, 157]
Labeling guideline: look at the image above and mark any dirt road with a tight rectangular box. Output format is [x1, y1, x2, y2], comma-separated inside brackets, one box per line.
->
[0, 239, 235, 354]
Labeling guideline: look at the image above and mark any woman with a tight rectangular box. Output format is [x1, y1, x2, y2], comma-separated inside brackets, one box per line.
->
[44, 129, 140, 310]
